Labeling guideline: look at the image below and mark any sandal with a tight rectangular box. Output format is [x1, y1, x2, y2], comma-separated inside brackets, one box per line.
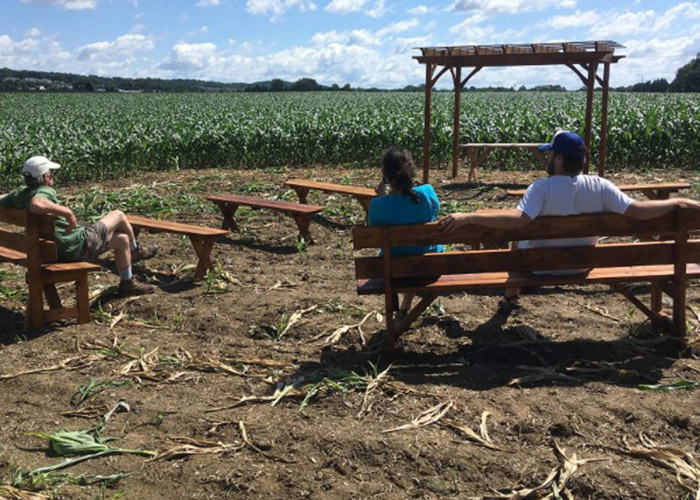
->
[498, 294, 522, 311]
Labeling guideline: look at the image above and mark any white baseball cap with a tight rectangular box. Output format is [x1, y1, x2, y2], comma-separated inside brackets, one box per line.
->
[22, 156, 61, 179]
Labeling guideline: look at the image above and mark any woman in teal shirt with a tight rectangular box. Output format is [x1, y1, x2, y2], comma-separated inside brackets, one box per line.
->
[368, 148, 443, 316]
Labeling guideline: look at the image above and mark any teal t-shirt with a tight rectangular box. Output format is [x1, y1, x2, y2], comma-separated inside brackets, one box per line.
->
[0, 186, 85, 261]
[368, 184, 444, 255]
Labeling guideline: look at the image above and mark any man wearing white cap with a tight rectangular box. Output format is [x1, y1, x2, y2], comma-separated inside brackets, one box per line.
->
[438, 130, 700, 309]
[0, 156, 158, 296]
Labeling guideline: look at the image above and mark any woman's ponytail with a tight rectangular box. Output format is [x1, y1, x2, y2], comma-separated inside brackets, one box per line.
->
[381, 148, 420, 204]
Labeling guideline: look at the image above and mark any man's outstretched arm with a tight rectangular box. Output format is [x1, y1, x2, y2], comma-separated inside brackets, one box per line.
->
[623, 198, 700, 220]
[438, 209, 532, 233]
[29, 196, 78, 232]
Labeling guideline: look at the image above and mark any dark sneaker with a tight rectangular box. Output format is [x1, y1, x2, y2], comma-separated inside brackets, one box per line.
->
[132, 242, 159, 263]
[118, 278, 155, 296]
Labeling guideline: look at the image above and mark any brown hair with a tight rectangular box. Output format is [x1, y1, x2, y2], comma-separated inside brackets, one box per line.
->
[381, 148, 419, 203]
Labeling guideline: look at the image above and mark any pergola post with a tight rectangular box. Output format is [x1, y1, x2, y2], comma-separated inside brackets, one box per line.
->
[599, 62, 611, 177]
[583, 62, 598, 175]
[452, 66, 462, 178]
[422, 63, 434, 184]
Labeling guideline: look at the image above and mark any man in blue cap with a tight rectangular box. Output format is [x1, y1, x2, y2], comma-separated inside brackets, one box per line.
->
[438, 130, 700, 308]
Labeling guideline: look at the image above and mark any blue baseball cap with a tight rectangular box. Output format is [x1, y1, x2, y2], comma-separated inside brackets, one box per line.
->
[538, 131, 586, 159]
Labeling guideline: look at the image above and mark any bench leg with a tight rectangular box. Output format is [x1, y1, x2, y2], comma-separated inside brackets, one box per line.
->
[292, 214, 314, 245]
[43, 284, 62, 310]
[218, 203, 239, 231]
[190, 236, 216, 281]
[385, 290, 397, 353]
[355, 196, 372, 215]
[395, 293, 439, 336]
[467, 149, 477, 182]
[292, 187, 310, 204]
[650, 282, 662, 314]
[25, 274, 45, 332]
[672, 279, 687, 338]
[76, 275, 90, 324]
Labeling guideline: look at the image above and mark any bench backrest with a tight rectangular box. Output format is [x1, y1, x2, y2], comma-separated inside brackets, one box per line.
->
[353, 208, 700, 280]
[0, 207, 58, 264]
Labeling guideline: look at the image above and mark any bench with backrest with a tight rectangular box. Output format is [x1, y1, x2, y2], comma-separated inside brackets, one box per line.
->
[353, 208, 700, 352]
[284, 179, 376, 214]
[126, 215, 229, 281]
[207, 194, 324, 244]
[460, 143, 549, 181]
[505, 182, 691, 201]
[0, 207, 101, 331]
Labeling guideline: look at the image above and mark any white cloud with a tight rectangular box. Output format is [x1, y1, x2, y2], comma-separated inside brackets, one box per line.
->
[195, 0, 220, 5]
[449, 0, 575, 14]
[187, 25, 209, 37]
[591, 3, 700, 38]
[325, 0, 369, 14]
[21, 0, 98, 9]
[311, 29, 382, 46]
[543, 9, 599, 29]
[393, 35, 432, 54]
[76, 33, 154, 61]
[247, 0, 317, 20]
[615, 32, 700, 85]
[376, 18, 419, 36]
[365, 0, 388, 18]
[159, 42, 218, 71]
[25, 28, 42, 37]
[407, 4, 431, 15]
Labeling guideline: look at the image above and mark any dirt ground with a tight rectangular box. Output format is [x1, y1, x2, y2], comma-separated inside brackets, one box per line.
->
[1, 164, 699, 500]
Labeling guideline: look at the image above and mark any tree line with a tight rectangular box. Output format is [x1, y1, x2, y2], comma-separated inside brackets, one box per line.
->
[1, 55, 698, 93]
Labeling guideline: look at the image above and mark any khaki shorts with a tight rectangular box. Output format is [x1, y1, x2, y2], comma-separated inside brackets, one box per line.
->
[79, 221, 110, 262]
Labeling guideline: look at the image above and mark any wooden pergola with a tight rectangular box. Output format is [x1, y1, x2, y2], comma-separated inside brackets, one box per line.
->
[414, 41, 625, 183]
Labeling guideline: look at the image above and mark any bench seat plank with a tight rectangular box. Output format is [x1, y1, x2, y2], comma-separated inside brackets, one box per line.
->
[207, 194, 323, 243]
[127, 215, 229, 237]
[127, 214, 228, 281]
[358, 264, 700, 295]
[207, 195, 323, 214]
[505, 182, 690, 198]
[284, 179, 375, 198]
[0, 246, 26, 263]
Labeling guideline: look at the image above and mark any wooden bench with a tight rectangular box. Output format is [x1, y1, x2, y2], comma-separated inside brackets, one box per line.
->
[505, 182, 691, 200]
[207, 194, 324, 244]
[353, 208, 700, 352]
[0, 207, 101, 331]
[127, 215, 229, 281]
[460, 143, 549, 181]
[284, 179, 376, 214]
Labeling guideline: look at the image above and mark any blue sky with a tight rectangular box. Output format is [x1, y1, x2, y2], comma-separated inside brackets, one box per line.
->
[1, 0, 699, 88]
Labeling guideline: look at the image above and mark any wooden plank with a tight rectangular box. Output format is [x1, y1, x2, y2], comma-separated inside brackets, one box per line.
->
[127, 215, 229, 237]
[0, 245, 26, 263]
[355, 240, 700, 279]
[0, 207, 55, 233]
[357, 264, 700, 295]
[207, 195, 324, 215]
[45, 306, 80, 322]
[505, 182, 690, 198]
[352, 211, 695, 250]
[284, 179, 376, 198]
[0, 230, 57, 262]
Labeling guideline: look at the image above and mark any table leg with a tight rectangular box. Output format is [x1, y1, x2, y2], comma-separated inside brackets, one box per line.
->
[468, 148, 477, 182]
[190, 236, 216, 281]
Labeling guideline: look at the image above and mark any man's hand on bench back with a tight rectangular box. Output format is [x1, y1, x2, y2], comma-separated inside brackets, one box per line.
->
[624, 198, 700, 220]
[29, 196, 78, 233]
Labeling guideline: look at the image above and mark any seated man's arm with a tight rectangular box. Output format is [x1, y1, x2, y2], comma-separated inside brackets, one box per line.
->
[438, 209, 532, 232]
[29, 196, 78, 232]
[623, 198, 700, 220]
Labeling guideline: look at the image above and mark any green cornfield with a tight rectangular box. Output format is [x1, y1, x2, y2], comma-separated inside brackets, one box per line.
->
[1, 91, 699, 187]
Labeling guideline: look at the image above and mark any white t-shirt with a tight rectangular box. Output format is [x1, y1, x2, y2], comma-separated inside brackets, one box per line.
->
[517, 175, 635, 274]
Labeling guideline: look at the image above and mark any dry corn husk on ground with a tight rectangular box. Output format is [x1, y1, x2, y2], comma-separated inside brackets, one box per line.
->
[618, 433, 700, 499]
[443, 411, 503, 451]
[472, 440, 608, 500]
[0, 484, 49, 500]
[382, 401, 453, 434]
